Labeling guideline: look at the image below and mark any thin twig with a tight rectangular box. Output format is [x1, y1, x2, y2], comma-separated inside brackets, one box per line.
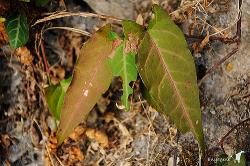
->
[43, 26, 91, 36]
[241, 93, 250, 99]
[33, 119, 56, 166]
[54, 154, 65, 166]
[32, 11, 122, 26]
[198, 45, 239, 86]
[217, 118, 250, 153]
[185, 34, 239, 44]
[40, 40, 50, 75]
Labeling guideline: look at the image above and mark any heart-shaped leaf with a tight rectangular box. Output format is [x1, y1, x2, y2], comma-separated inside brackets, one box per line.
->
[5, 13, 29, 49]
[137, 5, 204, 151]
[57, 25, 116, 144]
[46, 76, 72, 120]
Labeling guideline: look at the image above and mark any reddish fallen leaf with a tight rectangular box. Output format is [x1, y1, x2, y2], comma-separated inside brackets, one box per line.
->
[57, 25, 116, 144]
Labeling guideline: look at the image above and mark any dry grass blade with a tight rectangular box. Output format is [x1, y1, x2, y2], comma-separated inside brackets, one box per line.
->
[32, 11, 122, 26]
[54, 154, 65, 166]
[43, 26, 91, 36]
[32, 119, 56, 166]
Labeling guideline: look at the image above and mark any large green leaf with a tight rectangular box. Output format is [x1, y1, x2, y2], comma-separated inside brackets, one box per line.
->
[5, 13, 29, 49]
[46, 76, 72, 120]
[57, 25, 116, 144]
[137, 5, 204, 151]
[108, 21, 144, 111]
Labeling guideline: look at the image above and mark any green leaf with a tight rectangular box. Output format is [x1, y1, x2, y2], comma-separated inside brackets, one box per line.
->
[137, 5, 204, 152]
[35, 0, 50, 7]
[46, 76, 72, 120]
[57, 25, 115, 144]
[109, 43, 137, 111]
[122, 20, 145, 41]
[108, 21, 144, 111]
[5, 13, 29, 49]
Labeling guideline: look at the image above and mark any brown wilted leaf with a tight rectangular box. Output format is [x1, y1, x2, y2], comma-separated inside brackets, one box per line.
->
[124, 33, 140, 53]
[68, 146, 84, 163]
[104, 112, 115, 123]
[15, 47, 33, 65]
[57, 25, 114, 145]
[50, 65, 66, 85]
[69, 125, 86, 141]
[85, 128, 109, 148]
[47, 133, 58, 153]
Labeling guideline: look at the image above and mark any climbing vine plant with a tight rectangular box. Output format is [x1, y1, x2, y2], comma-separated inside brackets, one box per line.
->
[46, 5, 204, 154]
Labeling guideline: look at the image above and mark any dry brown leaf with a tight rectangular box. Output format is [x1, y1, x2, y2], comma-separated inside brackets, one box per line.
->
[136, 14, 144, 26]
[200, 32, 210, 49]
[170, 5, 193, 22]
[68, 146, 84, 163]
[85, 128, 109, 148]
[1, 134, 11, 147]
[50, 65, 66, 85]
[192, 42, 200, 53]
[69, 125, 86, 141]
[15, 47, 33, 65]
[0, 23, 8, 47]
[104, 112, 115, 123]
[47, 133, 58, 153]
[124, 33, 140, 53]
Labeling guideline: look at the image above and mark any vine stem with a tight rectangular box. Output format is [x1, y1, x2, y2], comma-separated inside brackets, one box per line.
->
[217, 118, 250, 153]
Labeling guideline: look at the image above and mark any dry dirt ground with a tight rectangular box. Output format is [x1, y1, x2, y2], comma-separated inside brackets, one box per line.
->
[0, 0, 249, 166]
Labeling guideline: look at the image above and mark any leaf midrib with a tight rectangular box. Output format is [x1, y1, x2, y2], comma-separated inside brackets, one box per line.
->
[122, 43, 129, 108]
[148, 32, 197, 135]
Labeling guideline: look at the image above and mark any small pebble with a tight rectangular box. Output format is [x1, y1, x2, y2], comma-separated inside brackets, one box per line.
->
[210, 109, 216, 115]
[46, 116, 57, 132]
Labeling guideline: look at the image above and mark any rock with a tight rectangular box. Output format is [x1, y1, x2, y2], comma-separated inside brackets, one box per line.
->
[84, 0, 135, 19]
